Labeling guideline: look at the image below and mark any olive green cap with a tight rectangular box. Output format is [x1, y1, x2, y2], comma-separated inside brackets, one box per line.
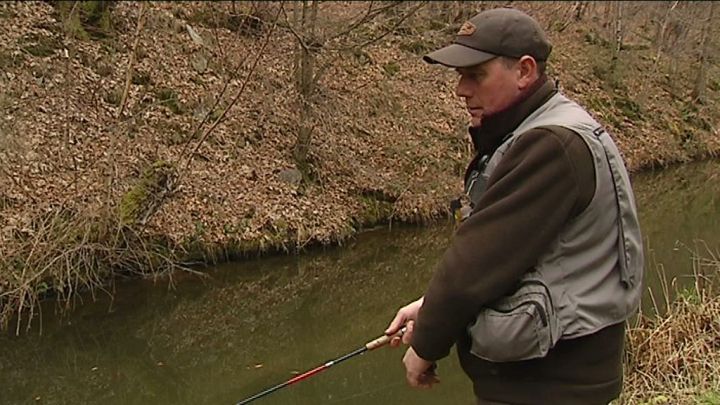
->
[424, 8, 552, 67]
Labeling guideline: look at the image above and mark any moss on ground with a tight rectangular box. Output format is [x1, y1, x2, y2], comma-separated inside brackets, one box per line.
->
[155, 87, 184, 115]
[119, 161, 176, 225]
[21, 33, 62, 57]
[357, 195, 394, 228]
[53, 1, 115, 40]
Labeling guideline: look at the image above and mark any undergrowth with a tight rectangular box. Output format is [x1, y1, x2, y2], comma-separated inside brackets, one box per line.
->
[0, 204, 195, 334]
[622, 246, 720, 404]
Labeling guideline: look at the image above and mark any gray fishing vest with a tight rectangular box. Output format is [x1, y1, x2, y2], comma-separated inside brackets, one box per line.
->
[466, 93, 644, 362]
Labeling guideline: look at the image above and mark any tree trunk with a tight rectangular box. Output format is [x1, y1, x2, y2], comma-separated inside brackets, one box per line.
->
[449, 1, 459, 24]
[602, 1, 612, 29]
[572, 1, 587, 21]
[610, 1, 623, 75]
[691, 1, 715, 103]
[292, 1, 302, 90]
[557, 1, 586, 33]
[293, 0, 318, 179]
[118, 3, 146, 118]
[653, 1, 679, 71]
[457, 1, 477, 22]
[613, 1, 623, 55]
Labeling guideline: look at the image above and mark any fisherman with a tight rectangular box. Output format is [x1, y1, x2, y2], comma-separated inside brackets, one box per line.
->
[385, 8, 644, 405]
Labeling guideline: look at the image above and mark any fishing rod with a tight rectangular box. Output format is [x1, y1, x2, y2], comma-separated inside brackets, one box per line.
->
[236, 327, 406, 405]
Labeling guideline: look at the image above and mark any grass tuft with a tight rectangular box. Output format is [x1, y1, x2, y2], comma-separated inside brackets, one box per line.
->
[0, 203, 195, 334]
[622, 248, 720, 404]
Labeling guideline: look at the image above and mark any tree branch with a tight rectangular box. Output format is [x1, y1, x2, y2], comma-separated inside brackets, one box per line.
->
[324, 1, 408, 42]
[328, 1, 428, 52]
[118, 3, 147, 118]
[281, 4, 311, 53]
[179, 4, 284, 177]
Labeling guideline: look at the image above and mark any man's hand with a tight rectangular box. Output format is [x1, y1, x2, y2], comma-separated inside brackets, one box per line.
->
[386, 297, 438, 388]
[385, 297, 424, 347]
[403, 346, 439, 388]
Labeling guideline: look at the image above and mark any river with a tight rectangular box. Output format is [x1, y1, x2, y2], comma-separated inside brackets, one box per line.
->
[1, 160, 718, 405]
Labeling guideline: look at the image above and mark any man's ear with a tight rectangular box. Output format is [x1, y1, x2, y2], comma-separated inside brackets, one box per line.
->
[517, 56, 538, 90]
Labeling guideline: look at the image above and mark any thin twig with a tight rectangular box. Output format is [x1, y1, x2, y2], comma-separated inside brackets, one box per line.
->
[179, 4, 284, 177]
[118, 3, 147, 118]
[176, 2, 267, 165]
[281, 5, 311, 53]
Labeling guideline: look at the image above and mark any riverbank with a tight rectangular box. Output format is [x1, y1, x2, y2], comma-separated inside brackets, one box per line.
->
[1, 2, 719, 329]
[623, 257, 720, 404]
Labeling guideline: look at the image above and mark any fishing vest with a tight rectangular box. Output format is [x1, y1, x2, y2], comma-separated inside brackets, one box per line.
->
[464, 93, 644, 363]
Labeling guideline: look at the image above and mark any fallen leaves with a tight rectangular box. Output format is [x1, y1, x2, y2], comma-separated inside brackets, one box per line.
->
[0, 1, 718, 280]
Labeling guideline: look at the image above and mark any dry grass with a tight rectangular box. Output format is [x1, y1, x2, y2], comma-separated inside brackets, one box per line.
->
[0, 203, 198, 335]
[622, 248, 720, 404]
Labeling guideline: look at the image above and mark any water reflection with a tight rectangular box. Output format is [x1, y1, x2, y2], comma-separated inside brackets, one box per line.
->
[1, 160, 718, 405]
[634, 160, 720, 312]
[1, 225, 472, 405]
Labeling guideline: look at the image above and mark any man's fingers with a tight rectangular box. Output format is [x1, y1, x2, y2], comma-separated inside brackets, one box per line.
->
[406, 370, 423, 388]
[406, 371, 439, 388]
[389, 336, 402, 348]
[419, 372, 440, 387]
[402, 346, 438, 389]
[385, 309, 407, 335]
[406, 373, 421, 388]
[402, 320, 414, 344]
[408, 368, 439, 388]
[388, 320, 414, 347]
[386, 297, 423, 335]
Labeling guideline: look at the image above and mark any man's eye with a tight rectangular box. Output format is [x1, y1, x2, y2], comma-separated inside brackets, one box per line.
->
[464, 72, 483, 81]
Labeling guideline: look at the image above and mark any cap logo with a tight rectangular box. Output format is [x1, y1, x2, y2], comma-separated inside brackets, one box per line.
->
[457, 21, 476, 36]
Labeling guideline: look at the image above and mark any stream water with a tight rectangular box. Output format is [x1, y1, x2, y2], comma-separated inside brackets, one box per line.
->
[1, 160, 719, 405]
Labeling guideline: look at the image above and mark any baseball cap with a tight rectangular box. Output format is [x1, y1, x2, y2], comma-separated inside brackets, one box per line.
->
[424, 8, 552, 67]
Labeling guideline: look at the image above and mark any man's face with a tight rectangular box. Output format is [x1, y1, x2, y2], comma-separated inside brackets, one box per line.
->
[455, 58, 523, 128]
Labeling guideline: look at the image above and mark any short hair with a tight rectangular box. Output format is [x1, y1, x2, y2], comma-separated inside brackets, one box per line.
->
[500, 56, 546, 76]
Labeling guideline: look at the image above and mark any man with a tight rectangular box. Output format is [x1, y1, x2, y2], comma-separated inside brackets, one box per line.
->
[385, 8, 644, 405]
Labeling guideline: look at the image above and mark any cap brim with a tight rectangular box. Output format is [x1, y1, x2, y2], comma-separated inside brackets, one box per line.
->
[423, 44, 496, 68]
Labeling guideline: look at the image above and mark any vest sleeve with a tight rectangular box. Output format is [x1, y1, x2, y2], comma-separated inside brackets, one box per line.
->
[411, 127, 594, 361]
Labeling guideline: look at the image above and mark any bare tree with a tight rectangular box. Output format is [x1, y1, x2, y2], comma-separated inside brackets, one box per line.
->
[283, 1, 427, 182]
[652, 0, 679, 73]
[610, 0, 624, 74]
[691, 1, 716, 103]
[573, 1, 588, 21]
[554, 1, 589, 33]
[602, 1, 613, 29]
[292, 1, 319, 179]
[118, 3, 147, 118]
[433, 1, 477, 24]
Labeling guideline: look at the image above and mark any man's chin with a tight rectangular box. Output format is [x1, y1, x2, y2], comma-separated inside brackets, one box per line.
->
[470, 118, 483, 127]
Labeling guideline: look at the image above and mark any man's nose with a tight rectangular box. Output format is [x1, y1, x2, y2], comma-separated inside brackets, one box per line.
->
[455, 77, 471, 99]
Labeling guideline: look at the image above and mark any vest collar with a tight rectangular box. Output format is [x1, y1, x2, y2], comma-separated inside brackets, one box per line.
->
[469, 76, 557, 155]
